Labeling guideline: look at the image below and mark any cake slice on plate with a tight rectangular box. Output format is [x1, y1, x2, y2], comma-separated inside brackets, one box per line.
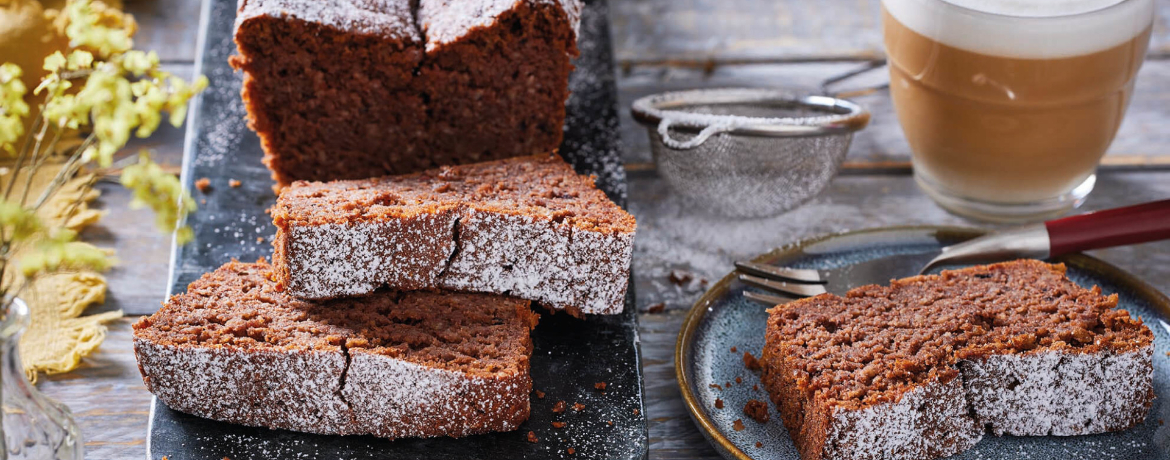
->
[134, 260, 538, 439]
[761, 260, 1154, 460]
[271, 153, 636, 316]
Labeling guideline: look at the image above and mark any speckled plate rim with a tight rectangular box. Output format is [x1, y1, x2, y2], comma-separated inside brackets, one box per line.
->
[674, 225, 1170, 460]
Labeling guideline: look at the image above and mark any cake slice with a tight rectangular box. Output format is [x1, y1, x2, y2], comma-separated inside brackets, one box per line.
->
[761, 260, 1154, 460]
[417, 0, 582, 165]
[133, 260, 539, 439]
[231, 0, 428, 185]
[271, 153, 635, 315]
[231, 0, 584, 186]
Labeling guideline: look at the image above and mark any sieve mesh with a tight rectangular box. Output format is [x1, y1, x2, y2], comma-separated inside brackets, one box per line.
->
[632, 88, 870, 218]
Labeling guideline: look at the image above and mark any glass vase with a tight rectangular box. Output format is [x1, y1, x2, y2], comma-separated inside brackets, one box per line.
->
[0, 298, 82, 460]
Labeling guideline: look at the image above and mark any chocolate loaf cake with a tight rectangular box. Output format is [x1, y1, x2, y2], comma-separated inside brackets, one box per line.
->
[417, 0, 581, 167]
[134, 260, 539, 439]
[761, 260, 1154, 460]
[231, 0, 427, 185]
[271, 154, 635, 316]
[231, 0, 582, 185]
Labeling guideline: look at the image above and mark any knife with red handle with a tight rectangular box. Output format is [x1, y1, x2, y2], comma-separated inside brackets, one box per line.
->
[924, 199, 1170, 270]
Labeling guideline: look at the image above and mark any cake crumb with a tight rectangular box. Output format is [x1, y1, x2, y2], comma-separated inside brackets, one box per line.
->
[730, 346, 737, 352]
[572, 402, 585, 412]
[714, 398, 724, 409]
[567, 448, 576, 455]
[535, 389, 545, 399]
[647, 302, 666, 313]
[607, 420, 613, 426]
[552, 400, 566, 413]
[527, 431, 538, 443]
[195, 177, 211, 193]
[633, 408, 639, 415]
[594, 381, 607, 391]
[744, 399, 770, 423]
[552, 421, 566, 429]
[256, 237, 264, 244]
[669, 269, 693, 285]
[229, 179, 241, 188]
[736, 376, 742, 384]
[709, 383, 722, 391]
[755, 442, 763, 448]
[743, 351, 761, 371]
[200, 199, 206, 205]
[753, 384, 759, 391]
[725, 381, 731, 388]
[733, 419, 746, 431]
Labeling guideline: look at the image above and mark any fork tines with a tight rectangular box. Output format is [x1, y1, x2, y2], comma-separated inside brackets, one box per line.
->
[734, 261, 823, 283]
[735, 261, 828, 302]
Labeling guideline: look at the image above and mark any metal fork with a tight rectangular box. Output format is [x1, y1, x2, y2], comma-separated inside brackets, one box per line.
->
[737, 199, 1170, 305]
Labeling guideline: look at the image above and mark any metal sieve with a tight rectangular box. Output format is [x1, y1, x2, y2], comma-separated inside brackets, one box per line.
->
[631, 87, 871, 218]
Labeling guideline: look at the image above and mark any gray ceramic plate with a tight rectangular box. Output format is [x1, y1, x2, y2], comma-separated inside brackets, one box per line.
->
[676, 226, 1170, 460]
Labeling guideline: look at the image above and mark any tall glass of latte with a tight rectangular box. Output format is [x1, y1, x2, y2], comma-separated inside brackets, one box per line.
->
[882, 0, 1154, 221]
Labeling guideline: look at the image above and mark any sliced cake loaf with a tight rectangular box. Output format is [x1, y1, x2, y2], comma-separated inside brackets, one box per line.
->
[133, 260, 539, 439]
[271, 154, 635, 315]
[231, 0, 583, 185]
[761, 260, 1154, 460]
[231, 0, 427, 185]
[417, 0, 582, 165]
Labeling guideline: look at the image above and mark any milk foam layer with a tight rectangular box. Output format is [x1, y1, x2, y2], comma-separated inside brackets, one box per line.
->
[883, 0, 1154, 58]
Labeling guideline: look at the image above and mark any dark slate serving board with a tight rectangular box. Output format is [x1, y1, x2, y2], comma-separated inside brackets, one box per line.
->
[148, 0, 647, 458]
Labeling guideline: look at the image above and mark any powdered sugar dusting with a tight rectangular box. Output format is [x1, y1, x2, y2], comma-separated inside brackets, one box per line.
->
[344, 350, 530, 438]
[283, 211, 458, 298]
[826, 374, 982, 460]
[275, 156, 635, 315]
[283, 205, 632, 315]
[136, 338, 531, 439]
[235, 0, 420, 40]
[806, 346, 1155, 459]
[418, 0, 582, 51]
[960, 349, 1154, 436]
[135, 339, 354, 435]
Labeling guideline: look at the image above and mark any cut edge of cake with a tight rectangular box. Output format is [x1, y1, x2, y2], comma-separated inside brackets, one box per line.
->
[134, 259, 538, 439]
[270, 154, 636, 316]
[231, 0, 586, 185]
[760, 260, 1155, 460]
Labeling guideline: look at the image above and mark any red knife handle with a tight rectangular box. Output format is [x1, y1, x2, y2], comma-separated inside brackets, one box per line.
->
[1045, 199, 1170, 257]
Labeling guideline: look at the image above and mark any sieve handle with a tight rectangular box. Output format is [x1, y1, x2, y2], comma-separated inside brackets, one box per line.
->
[657, 119, 734, 150]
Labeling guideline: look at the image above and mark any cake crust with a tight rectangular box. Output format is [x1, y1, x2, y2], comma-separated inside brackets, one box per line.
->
[231, 0, 584, 185]
[761, 260, 1155, 460]
[134, 260, 538, 439]
[271, 154, 636, 315]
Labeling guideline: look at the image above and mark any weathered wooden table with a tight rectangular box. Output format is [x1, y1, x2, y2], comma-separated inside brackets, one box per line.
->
[36, 1, 1170, 459]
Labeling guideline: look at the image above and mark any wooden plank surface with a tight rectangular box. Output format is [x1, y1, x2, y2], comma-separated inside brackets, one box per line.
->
[628, 169, 1170, 460]
[610, 0, 1170, 64]
[39, 169, 1170, 460]
[124, 0, 203, 63]
[617, 60, 1170, 167]
[29, 1, 1170, 459]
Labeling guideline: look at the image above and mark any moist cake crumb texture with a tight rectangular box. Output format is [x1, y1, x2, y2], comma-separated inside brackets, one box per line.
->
[231, 0, 583, 186]
[761, 260, 1155, 460]
[133, 260, 539, 439]
[271, 154, 636, 315]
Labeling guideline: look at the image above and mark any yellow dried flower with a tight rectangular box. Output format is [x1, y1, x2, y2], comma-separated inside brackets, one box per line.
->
[19, 229, 114, 278]
[120, 151, 195, 243]
[0, 63, 29, 153]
